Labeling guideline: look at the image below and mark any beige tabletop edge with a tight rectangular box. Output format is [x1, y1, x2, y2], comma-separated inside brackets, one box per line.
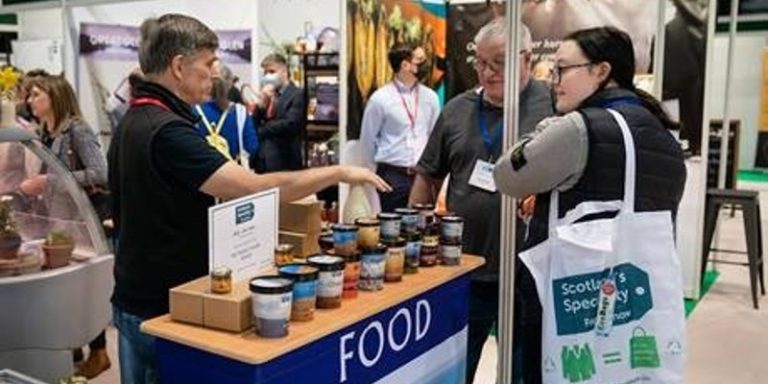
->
[141, 255, 484, 365]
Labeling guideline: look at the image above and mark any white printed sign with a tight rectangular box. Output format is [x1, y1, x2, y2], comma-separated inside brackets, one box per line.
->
[208, 188, 279, 281]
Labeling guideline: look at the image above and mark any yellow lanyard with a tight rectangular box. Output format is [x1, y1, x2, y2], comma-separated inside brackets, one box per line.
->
[196, 104, 233, 161]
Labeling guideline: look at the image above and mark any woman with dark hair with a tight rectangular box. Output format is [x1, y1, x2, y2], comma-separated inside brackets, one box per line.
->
[493, 27, 686, 383]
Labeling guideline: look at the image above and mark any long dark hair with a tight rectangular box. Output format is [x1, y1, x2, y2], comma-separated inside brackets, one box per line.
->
[565, 27, 678, 130]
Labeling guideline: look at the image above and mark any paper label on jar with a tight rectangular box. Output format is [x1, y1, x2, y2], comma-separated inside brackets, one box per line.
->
[361, 254, 386, 279]
[380, 220, 401, 238]
[292, 280, 317, 301]
[441, 245, 462, 260]
[317, 270, 344, 297]
[253, 292, 292, 320]
[441, 222, 464, 240]
[406, 241, 422, 261]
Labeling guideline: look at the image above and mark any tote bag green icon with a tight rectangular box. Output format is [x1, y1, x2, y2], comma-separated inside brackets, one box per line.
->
[630, 327, 660, 368]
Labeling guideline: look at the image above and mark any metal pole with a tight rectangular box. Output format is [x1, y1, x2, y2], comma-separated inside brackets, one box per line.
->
[498, 0, 521, 382]
[718, 0, 740, 189]
[653, 0, 667, 99]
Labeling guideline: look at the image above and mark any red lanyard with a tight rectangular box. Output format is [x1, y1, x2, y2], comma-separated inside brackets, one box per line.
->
[394, 82, 419, 129]
[130, 97, 170, 111]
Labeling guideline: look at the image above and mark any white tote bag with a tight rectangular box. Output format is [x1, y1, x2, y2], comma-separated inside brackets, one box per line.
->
[520, 109, 685, 384]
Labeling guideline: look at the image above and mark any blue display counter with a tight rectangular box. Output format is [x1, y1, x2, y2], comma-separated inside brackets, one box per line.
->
[142, 255, 484, 384]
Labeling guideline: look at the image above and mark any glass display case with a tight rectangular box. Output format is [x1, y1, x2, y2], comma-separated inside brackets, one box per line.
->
[0, 127, 108, 275]
[0, 127, 113, 382]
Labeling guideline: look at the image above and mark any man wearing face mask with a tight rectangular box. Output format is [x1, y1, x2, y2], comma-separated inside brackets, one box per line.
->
[409, 19, 552, 383]
[253, 54, 306, 172]
[359, 43, 440, 212]
[194, 62, 257, 169]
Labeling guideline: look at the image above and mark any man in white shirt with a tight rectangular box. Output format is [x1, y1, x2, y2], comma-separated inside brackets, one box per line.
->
[359, 43, 441, 212]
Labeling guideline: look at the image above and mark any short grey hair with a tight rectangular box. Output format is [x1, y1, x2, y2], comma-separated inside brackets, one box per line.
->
[139, 14, 218, 75]
[474, 18, 533, 52]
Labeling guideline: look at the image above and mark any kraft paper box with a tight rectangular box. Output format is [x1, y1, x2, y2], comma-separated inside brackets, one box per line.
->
[170, 277, 253, 333]
[203, 281, 252, 333]
[280, 200, 322, 234]
[279, 230, 321, 258]
[169, 277, 208, 326]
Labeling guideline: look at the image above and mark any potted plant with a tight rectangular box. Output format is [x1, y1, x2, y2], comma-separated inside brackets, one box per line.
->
[43, 230, 74, 269]
[0, 200, 21, 260]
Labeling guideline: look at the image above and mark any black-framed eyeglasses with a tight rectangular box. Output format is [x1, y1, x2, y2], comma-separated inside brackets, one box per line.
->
[549, 62, 592, 85]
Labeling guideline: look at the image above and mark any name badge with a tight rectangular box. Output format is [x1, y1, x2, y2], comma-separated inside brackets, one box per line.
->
[595, 274, 617, 337]
[468, 159, 497, 192]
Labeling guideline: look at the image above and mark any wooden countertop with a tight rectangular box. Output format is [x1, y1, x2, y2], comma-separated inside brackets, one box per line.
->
[142, 255, 484, 365]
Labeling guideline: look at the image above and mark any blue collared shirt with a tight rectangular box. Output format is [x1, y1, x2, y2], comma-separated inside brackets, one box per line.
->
[359, 79, 441, 169]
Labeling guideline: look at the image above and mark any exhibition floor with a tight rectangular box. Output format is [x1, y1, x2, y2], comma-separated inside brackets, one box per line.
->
[88, 180, 768, 384]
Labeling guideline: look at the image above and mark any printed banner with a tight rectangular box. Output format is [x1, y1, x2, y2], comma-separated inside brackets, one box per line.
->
[156, 274, 471, 384]
[346, 0, 447, 140]
[77, 22, 252, 147]
[522, 0, 659, 82]
[445, 2, 502, 101]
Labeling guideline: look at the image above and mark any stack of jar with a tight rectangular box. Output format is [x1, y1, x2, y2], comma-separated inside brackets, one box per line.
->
[437, 212, 464, 266]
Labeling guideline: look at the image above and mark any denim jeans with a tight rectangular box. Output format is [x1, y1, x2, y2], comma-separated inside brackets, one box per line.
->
[112, 306, 160, 384]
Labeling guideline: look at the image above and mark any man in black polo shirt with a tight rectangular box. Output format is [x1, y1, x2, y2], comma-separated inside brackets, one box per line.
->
[409, 20, 553, 383]
[107, 14, 389, 382]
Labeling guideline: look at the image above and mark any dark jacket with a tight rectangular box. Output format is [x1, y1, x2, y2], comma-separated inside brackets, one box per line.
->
[108, 76, 215, 318]
[253, 83, 306, 172]
[518, 88, 686, 384]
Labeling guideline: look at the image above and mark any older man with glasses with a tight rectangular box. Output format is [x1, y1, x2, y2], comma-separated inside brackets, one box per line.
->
[409, 18, 553, 383]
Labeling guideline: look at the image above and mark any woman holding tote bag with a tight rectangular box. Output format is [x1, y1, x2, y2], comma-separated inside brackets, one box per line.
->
[494, 27, 686, 383]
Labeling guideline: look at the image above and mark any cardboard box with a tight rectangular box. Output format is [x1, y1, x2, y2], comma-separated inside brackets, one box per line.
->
[203, 281, 252, 333]
[279, 230, 321, 258]
[169, 277, 208, 326]
[280, 200, 322, 234]
[169, 277, 253, 333]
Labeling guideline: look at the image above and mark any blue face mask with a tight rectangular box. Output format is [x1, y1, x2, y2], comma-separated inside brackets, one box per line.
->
[261, 73, 282, 88]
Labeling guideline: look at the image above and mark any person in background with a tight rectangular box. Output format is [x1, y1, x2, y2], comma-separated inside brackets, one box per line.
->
[20, 74, 112, 379]
[108, 14, 389, 382]
[253, 54, 306, 172]
[493, 26, 686, 383]
[228, 75, 243, 104]
[15, 69, 49, 128]
[408, 19, 553, 383]
[359, 43, 440, 212]
[194, 61, 258, 169]
[105, 67, 143, 137]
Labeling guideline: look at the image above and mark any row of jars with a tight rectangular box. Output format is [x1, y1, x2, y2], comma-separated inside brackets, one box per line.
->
[249, 206, 465, 339]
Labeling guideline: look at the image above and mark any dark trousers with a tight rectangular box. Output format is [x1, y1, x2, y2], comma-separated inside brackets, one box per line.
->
[375, 163, 415, 213]
[466, 280, 499, 383]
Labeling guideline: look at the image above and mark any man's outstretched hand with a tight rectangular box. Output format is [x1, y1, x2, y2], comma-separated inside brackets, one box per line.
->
[339, 166, 392, 192]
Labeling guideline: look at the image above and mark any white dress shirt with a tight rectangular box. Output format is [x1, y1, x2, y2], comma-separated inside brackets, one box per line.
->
[359, 79, 440, 170]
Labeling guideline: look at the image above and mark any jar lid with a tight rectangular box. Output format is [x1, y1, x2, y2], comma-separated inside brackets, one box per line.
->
[411, 203, 435, 211]
[382, 237, 406, 248]
[344, 251, 361, 262]
[405, 232, 422, 242]
[332, 223, 359, 232]
[439, 238, 463, 246]
[436, 211, 456, 219]
[275, 244, 295, 253]
[250, 276, 294, 294]
[394, 208, 419, 215]
[210, 266, 231, 278]
[278, 263, 319, 281]
[360, 243, 388, 255]
[355, 217, 380, 227]
[377, 212, 402, 221]
[307, 254, 346, 271]
[440, 215, 464, 223]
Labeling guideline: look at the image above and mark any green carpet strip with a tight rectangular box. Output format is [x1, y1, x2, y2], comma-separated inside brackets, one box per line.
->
[685, 270, 719, 317]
